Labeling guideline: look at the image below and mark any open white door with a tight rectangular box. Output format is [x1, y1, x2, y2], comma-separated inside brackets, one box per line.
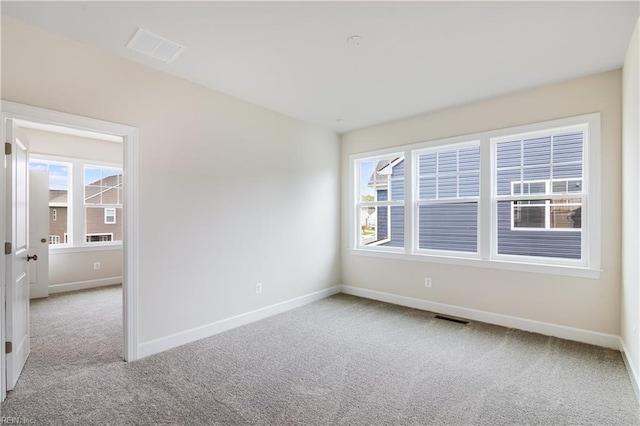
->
[5, 119, 32, 391]
[29, 169, 49, 299]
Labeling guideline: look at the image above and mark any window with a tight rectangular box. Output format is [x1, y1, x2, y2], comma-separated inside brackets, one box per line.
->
[29, 160, 70, 246]
[85, 166, 123, 244]
[104, 208, 116, 224]
[494, 127, 585, 260]
[86, 233, 113, 243]
[350, 114, 600, 277]
[29, 157, 123, 248]
[510, 180, 582, 230]
[355, 154, 404, 248]
[416, 143, 480, 254]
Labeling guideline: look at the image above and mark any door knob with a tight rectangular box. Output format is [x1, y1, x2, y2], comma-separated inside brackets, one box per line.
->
[27, 254, 38, 262]
[41, 238, 47, 243]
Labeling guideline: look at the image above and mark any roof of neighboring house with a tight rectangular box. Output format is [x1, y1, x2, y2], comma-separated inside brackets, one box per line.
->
[368, 157, 401, 188]
[48, 174, 123, 203]
[49, 189, 68, 203]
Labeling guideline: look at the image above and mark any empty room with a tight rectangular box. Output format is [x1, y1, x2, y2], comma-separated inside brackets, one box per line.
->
[1, 1, 640, 424]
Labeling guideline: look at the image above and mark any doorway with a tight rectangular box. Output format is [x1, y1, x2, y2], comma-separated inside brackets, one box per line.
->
[1, 101, 139, 401]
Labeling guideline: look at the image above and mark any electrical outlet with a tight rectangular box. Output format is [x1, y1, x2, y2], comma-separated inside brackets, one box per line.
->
[424, 277, 432, 288]
[256, 283, 263, 294]
[94, 262, 101, 270]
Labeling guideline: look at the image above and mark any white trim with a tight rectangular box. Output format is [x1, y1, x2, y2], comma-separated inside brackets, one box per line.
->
[3, 101, 135, 137]
[49, 277, 122, 294]
[138, 286, 341, 359]
[349, 113, 601, 275]
[340, 285, 619, 349]
[620, 338, 640, 405]
[0, 114, 7, 403]
[354, 152, 406, 250]
[123, 127, 139, 362]
[0, 101, 140, 394]
[50, 244, 122, 254]
[348, 248, 601, 279]
[15, 119, 122, 143]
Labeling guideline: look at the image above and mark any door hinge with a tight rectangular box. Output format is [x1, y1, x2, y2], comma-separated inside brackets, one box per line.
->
[5, 341, 12, 354]
[4, 242, 11, 255]
[4, 142, 11, 155]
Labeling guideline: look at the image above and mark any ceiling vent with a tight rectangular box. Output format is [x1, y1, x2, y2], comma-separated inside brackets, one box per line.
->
[126, 28, 184, 64]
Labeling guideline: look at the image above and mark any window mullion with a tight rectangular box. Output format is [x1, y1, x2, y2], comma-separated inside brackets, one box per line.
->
[72, 159, 85, 247]
[480, 137, 492, 260]
[405, 149, 414, 254]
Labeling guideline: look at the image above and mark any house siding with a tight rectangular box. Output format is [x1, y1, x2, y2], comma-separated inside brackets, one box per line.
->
[379, 155, 582, 258]
[496, 203, 581, 259]
[419, 203, 477, 252]
[86, 207, 123, 242]
[49, 206, 68, 243]
[378, 160, 405, 248]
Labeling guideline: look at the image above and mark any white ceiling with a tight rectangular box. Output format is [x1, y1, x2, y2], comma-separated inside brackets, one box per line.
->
[2, 1, 639, 133]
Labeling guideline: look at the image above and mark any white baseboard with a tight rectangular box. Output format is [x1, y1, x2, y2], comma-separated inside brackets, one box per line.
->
[49, 277, 122, 294]
[340, 285, 620, 349]
[138, 285, 342, 359]
[620, 338, 640, 405]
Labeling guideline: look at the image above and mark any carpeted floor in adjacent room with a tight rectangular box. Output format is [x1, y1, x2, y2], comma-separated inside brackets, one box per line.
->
[1, 285, 638, 425]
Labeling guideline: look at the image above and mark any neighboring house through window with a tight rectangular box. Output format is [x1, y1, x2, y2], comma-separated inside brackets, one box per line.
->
[29, 158, 123, 247]
[350, 113, 600, 277]
[29, 160, 70, 246]
[416, 143, 480, 253]
[356, 154, 404, 248]
[494, 129, 584, 260]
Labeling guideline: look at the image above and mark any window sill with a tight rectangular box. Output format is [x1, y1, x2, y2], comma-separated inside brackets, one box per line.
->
[347, 248, 601, 279]
[49, 244, 123, 254]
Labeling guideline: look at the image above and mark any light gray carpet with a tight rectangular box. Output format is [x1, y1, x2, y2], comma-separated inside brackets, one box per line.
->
[1, 286, 638, 425]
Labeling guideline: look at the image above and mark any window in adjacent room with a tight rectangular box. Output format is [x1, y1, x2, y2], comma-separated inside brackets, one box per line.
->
[85, 166, 123, 244]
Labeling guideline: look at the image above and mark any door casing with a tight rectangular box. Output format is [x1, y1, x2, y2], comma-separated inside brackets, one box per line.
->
[1, 101, 140, 401]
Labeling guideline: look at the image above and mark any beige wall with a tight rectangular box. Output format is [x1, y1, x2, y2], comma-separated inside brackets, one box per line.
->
[49, 249, 122, 290]
[2, 17, 341, 342]
[341, 70, 622, 335]
[25, 127, 122, 163]
[622, 18, 640, 385]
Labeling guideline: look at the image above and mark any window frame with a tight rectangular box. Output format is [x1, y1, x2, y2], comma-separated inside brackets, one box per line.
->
[491, 122, 590, 268]
[353, 152, 405, 252]
[28, 157, 72, 248]
[413, 140, 481, 258]
[349, 113, 601, 278]
[509, 179, 583, 232]
[29, 155, 123, 249]
[83, 164, 123, 246]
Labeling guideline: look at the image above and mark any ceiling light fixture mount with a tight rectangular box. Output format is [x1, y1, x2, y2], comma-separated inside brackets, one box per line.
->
[346, 35, 363, 47]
